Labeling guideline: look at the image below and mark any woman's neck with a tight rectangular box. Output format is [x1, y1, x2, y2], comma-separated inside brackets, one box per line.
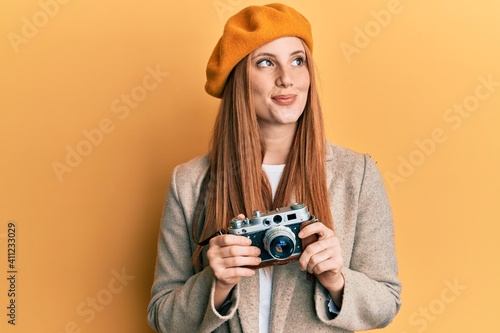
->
[261, 125, 296, 165]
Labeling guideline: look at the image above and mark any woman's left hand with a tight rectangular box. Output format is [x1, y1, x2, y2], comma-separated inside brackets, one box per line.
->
[298, 222, 345, 300]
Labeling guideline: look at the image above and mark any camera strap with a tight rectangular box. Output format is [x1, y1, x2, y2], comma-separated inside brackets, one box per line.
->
[195, 229, 227, 246]
[191, 170, 227, 246]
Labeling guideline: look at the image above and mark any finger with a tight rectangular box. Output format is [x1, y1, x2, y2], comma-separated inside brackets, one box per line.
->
[306, 247, 336, 273]
[217, 267, 256, 281]
[210, 234, 252, 247]
[219, 254, 262, 268]
[218, 245, 261, 259]
[211, 255, 261, 282]
[311, 256, 343, 276]
[304, 235, 340, 254]
[298, 247, 312, 271]
[212, 266, 256, 286]
[299, 237, 341, 270]
[298, 222, 334, 239]
[228, 267, 257, 278]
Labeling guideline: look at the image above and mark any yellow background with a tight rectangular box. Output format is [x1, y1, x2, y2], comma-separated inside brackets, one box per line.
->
[1, 0, 499, 332]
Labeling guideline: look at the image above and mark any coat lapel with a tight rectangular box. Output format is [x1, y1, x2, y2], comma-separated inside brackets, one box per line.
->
[269, 262, 301, 333]
[237, 272, 260, 333]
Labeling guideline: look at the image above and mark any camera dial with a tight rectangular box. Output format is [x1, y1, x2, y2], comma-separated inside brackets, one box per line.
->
[229, 217, 243, 229]
[291, 202, 305, 210]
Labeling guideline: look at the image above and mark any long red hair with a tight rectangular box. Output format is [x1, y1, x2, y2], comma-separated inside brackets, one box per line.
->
[192, 41, 332, 267]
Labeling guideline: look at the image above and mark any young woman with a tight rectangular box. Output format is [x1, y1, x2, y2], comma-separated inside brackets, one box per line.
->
[148, 4, 401, 333]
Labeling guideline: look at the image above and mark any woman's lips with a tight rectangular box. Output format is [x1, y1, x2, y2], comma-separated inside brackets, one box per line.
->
[271, 94, 297, 106]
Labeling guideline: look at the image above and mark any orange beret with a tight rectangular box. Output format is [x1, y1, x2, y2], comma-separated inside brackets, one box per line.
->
[205, 3, 313, 98]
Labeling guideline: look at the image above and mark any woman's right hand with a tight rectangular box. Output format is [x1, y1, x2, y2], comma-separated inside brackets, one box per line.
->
[207, 233, 261, 288]
[207, 220, 261, 309]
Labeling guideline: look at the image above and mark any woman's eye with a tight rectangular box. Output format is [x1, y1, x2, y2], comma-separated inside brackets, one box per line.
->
[292, 57, 305, 66]
[257, 59, 273, 67]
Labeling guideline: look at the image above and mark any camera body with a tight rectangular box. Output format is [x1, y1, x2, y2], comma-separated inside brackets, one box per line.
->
[227, 202, 317, 268]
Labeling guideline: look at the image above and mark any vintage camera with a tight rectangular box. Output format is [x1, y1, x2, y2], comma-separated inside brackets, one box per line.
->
[227, 202, 318, 268]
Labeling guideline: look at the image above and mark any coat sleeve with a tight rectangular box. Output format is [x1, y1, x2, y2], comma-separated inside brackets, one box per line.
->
[147, 165, 240, 333]
[315, 154, 402, 330]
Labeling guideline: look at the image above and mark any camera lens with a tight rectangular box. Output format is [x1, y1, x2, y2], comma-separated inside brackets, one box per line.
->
[263, 226, 296, 259]
[270, 237, 294, 258]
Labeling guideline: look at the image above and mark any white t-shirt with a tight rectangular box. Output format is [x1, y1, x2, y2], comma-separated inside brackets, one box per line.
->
[259, 164, 285, 333]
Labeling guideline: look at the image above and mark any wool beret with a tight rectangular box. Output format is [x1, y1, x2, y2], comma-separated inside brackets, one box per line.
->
[205, 3, 313, 98]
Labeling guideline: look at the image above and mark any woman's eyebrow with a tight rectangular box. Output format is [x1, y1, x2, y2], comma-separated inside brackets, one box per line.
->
[251, 52, 275, 60]
[251, 50, 305, 60]
[290, 50, 305, 56]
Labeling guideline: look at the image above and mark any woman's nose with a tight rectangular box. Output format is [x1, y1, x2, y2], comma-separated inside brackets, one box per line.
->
[276, 67, 293, 88]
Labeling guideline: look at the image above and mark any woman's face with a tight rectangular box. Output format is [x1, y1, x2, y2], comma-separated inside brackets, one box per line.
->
[249, 37, 310, 132]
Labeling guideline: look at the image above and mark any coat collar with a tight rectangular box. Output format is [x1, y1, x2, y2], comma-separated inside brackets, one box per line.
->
[325, 142, 335, 185]
[325, 141, 334, 162]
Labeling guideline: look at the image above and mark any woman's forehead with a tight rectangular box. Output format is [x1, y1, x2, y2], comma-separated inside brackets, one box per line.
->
[250, 37, 305, 56]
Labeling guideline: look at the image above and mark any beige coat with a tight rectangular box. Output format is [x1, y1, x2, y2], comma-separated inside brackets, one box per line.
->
[148, 143, 401, 333]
